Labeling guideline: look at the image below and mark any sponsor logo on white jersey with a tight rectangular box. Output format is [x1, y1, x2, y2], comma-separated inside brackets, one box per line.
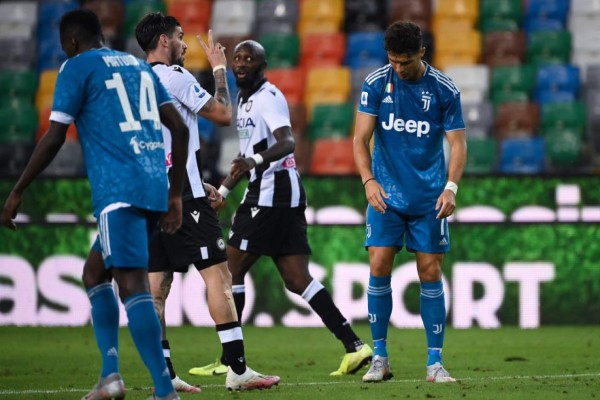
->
[381, 113, 431, 137]
[382, 95, 393, 104]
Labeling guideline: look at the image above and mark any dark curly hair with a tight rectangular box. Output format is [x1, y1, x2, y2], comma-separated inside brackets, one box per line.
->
[135, 12, 181, 52]
[384, 21, 423, 55]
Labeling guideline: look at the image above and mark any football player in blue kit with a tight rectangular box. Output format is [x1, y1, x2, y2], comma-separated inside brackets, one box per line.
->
[0, 9, 189, 400]
[353, 21, 467, 383]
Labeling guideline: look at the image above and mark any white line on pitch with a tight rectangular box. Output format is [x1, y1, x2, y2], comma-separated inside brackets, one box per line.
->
[0, 372, 599, 395]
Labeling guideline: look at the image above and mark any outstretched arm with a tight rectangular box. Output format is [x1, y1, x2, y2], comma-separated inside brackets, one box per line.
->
[1, 122, 68, 230]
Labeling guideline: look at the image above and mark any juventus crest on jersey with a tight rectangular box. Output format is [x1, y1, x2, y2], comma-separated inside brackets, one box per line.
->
[152, 62, 211, 200]
[236, 81, 306, 208]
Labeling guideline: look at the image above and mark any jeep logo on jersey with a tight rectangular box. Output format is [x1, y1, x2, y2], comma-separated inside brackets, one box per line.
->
[129, 136, 165, 154]
[381, 114, 431, 137]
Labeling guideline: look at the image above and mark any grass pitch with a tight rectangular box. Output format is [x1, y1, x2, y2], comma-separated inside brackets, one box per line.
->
[0, 325, 598, 400]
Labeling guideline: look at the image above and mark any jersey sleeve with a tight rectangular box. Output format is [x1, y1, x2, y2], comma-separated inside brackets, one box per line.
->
[261, 89, 291, 132]
[147, 66, 173, 106]
[50, 59, 84, 124]
[357, 73, 383, 116]
[169, 68, 211, 114]
[442, 86, 466, 132]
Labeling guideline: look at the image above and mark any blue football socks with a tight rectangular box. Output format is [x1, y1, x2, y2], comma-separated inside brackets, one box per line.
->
[367, 274, 393, 358]
[420, 281, 446, 365]
[87, 283, 120, 378]
[124, 292, 172, 397]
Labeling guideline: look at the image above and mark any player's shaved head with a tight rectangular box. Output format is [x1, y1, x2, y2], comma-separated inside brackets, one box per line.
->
[59, 9, 103, 58]
[233, 40, 266, 64]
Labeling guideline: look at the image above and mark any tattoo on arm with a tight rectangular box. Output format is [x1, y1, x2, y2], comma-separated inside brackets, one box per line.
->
[213, 69, 231, 107]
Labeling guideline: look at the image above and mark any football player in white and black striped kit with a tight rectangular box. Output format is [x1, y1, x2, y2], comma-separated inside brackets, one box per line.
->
[134, 13, 280, 392]
[192, 40, 374, 376]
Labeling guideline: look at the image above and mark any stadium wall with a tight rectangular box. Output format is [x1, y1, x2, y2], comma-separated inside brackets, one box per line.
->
[1, 176, 599, 327]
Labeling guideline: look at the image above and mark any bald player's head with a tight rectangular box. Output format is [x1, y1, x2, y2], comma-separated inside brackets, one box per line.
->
[232, 40, 267, 91]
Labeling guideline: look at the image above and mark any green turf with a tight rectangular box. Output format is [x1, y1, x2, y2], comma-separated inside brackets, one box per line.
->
[0, 325, 598, 399]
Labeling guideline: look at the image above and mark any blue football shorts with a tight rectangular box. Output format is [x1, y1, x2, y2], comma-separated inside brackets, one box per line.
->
[364, 204, 450, 253]
[93, 204, 161, 269]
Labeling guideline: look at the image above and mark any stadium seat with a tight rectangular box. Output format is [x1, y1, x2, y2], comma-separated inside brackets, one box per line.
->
[570, 0, 600, 16]
[535, 64, 580, 103]
[300, 32, 346, 68]
[211, 0, 256, 36]
[495, 102, 540, 139]
[499, 137, 546, 174]
[260, 33, 300, 68]
[344, 32, 387, 69]
[490, 64, 536, 105]
[586, 65, 600, 89]
[388, 0, 432, 32]
[82, 0, 124, 45]
[461, 101, 494, 138]
[265, 68, 305, 105]
[0, 1, 37, 40]
[479, 0, 522, 33]
[526, 0, 570, 24]
[524, 17, 564, 33]
[305, 67, 351, 116]
[541, 101, 587, 135]
[124, 0, 166, 37]
[0, 102, 38, 144]
[434, 30, 481, 70]
[435, 0, 479, 23]
[536, 90, 576, 105]
[544, 127, 582, 168]
[344, 0, 386, 32]
[445, 65, 489, 103]
[255, 0, 298, 36]
[465, 137, 497, 173]
[432, 15, 475, 38]
[298, 0, 344, 36]
[309, 137, 356, 175]
[183, 32, 209, 70]
[480, 0, 523, 22]
[0, 142, 34, 177]
[527, 30, 572, 65]
[0, 37, 37, 70]
[483, 30, 526, 67]
[585, 90, 600, 154]
[308, 103, 355, 141]
[0, 70, 37, 98]
[168, 0, 211, 34]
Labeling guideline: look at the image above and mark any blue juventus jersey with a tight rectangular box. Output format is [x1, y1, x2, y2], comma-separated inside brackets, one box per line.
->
[358, 62, 465, 215]
[50, 48, 173, 216]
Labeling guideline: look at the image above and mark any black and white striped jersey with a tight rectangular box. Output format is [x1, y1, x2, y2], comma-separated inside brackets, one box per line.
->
[236, 81, 306, 208]
[152, 62, 210, 200]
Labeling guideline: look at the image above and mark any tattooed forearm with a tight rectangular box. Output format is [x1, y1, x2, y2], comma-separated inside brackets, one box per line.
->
[213, 69, 231, 107]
